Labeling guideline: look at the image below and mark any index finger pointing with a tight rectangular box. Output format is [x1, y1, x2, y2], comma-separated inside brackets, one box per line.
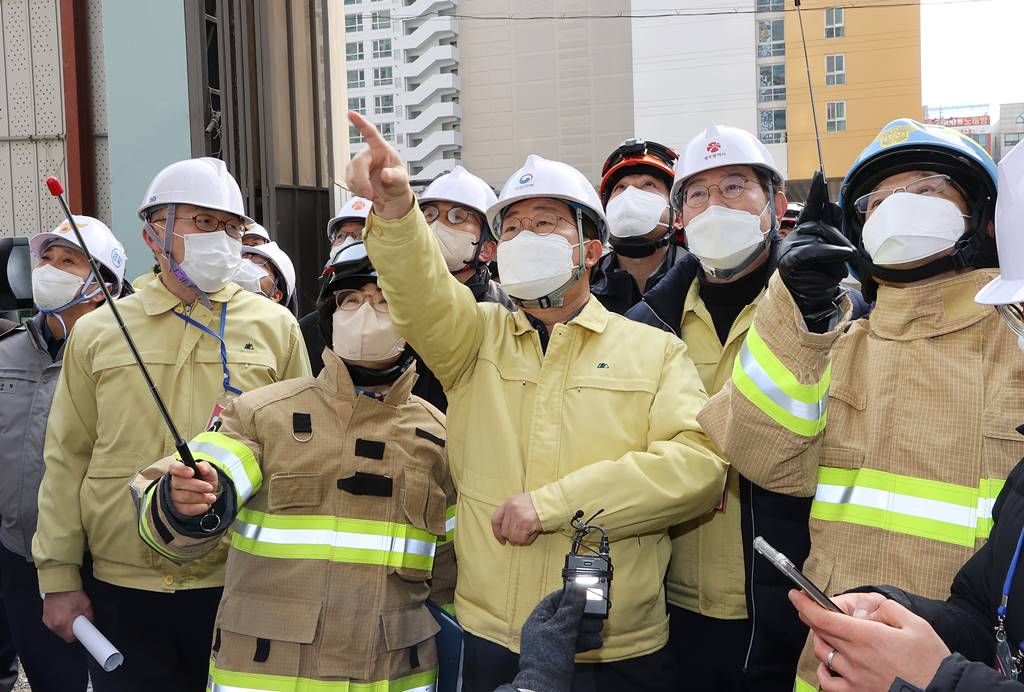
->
[348, 111, 388, 149]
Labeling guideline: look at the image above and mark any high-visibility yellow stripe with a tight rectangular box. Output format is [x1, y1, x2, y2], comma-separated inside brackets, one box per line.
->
[437, 506, 456, 545]
[230, 508, 437, 571]
[208, 664, 437, 691]
[137, 483, 190, 562]
[185, 432, 263, 504]
[731, 324, 830, 437]
[794, 676, 816, 692]
[811, 467, 1005, 547]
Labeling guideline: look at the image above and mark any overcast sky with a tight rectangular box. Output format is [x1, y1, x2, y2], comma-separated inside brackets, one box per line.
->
[921, 0, 1024, 108]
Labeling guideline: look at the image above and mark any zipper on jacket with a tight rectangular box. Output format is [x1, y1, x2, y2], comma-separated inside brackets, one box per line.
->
[743, 477, 757, 672]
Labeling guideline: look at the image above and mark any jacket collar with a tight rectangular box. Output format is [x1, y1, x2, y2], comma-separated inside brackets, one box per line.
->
[139, 275, 241, 316]
[870, 269, 996, 341]
[319, 348, 419, 405]
[510, 295, 610, 336]
[590, 245, 681, 297]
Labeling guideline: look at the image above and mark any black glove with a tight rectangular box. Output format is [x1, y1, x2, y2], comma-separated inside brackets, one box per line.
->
[778, 171, 857, 333]
[510, 586, 604, 692]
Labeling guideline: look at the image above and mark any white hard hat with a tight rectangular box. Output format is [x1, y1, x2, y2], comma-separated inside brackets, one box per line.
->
[137, 157, 252, 223]
[486, 154, 608, 241]
[419, 165, 498, 227]
[976, 141, 1024, 305]
[327, 196, 372, 242]
[671, 121, 784, 206]
[242, 241, 296, 301]
[243, 222, 271, 242]
[30, 215, 127, 294]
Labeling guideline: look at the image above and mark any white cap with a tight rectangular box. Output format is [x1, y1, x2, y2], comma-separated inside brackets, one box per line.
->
[976, 141, 1024, 305]
[486, 154, 607, 241]
[242, 241, 296, 301]
[242, 222, 271, 242]
[327, 197, 372, 242]
[671, 121, 783, 205]
[137, 157, 252, 224]
[419, 165, 498, 226]
[30, 215, 127, 293]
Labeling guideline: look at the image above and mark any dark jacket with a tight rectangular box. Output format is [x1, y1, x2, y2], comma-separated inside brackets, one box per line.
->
[300, 266, 512, 412]
[589, 244, 685, 315]
[865, 446, 1024, 692]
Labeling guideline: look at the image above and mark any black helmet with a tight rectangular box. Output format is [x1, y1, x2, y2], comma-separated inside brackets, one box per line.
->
[316, 242, 414, 386]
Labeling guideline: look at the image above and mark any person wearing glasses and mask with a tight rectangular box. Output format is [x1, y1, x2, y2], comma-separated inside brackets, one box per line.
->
[33, 158, 310, 692]
[697, 118, 1024, 691]
[347, 112, 726, 692]
[591, 138, 686, 315]
[132, 241, 456, 692]
[625, 122, 842, 691]
[235, 241, 299, 316]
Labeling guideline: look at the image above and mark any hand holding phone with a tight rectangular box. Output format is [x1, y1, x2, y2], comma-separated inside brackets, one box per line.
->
[753, 536, 842, 613]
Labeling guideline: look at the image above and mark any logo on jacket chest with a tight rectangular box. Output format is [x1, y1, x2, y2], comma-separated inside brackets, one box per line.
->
[0, 380, 16, 394]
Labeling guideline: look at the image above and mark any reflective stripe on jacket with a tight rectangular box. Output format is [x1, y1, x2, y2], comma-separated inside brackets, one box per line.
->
[134, 352, 455, 687]
[699, 269, 1024, 690]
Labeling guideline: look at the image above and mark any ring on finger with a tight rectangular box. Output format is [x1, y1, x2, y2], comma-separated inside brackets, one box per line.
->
[826, 648, 837, 672]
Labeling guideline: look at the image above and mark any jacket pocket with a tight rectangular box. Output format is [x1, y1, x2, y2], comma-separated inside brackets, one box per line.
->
[268, 472, 322, 512]
[80, 454, 157, 570]
[380, 602, 440, 652]
[214, 591, 322, 680]
[801, 551, 835, 597]
[818, 447, 864, 471]
[396, 467, 446, 581]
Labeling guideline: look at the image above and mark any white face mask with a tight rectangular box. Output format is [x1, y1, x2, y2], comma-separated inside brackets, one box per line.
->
[431, 220, 479, 271]
[684, 204, 769, 274]
[332, 302, 406, 362]
[32, 264, 87, 312]
[497, 231, 580, 301]
[605, 186, 669, 239]
[232, 258, 269, 295]
[861, 193, 967, 266]
[174, 231, 243, 293]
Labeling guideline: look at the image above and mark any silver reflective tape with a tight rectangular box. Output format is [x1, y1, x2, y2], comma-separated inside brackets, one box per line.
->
[233, 518, 437, 559]
[814, 483, 978, 528]
[189, 440, 255, 501]
[738, 344, 828, 422]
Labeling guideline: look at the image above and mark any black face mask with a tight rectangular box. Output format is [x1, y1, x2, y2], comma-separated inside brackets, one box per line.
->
[609, 232, 673, 258]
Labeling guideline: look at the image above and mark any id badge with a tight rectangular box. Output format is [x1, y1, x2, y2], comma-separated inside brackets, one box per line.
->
[996, 628, 1020, 680]
[206, 391, 238, 432]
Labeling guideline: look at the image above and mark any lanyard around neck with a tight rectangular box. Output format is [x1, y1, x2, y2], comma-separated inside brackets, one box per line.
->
[173, 302, 243, 396]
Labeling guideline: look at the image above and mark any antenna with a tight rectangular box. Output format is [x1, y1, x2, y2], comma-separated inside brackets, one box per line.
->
[795, 0, 826, 177]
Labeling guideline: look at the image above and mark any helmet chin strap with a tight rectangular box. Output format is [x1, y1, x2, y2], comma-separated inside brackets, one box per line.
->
[512, 206, 588, 310]
[143, 203, 213, 309]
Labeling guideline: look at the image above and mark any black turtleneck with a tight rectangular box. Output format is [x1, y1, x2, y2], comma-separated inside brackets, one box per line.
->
[698, 258, 770, 345]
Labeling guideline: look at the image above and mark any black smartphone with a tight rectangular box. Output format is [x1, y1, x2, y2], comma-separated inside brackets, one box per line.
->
[753, 536, 842, 613]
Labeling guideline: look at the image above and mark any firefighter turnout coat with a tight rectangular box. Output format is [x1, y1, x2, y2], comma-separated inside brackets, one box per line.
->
[364, 204, 728, 662]
[134, 351, 456, 691]
[698, 269, 1024, 690]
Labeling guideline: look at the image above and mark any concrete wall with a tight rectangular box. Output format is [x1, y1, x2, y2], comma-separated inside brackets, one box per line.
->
[458, 0, 634, 189]
[102, 0, 192, 281]
[630, 0, 758, 156]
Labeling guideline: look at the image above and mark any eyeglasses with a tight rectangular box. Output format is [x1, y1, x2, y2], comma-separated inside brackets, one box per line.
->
[680, 175, 756, 209]
[150, 213, 244, 239]
[243, 254, 273, 268]
[498, 212, 574, 241]
[854, 174, 956, 216]
[335, 288, 388, 313]
[421, 204, 478, 226]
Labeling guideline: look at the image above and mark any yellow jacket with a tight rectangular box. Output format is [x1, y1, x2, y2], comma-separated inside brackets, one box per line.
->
[364, 205, 727, 661]
[33, 278, 310, 594]
[667, 277, 763, 619]
[698, 270, 1024, 690]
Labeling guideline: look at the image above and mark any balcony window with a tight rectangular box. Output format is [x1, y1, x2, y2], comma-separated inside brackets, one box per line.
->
[760, 108, 787, 144]
[372, 38, 392, 59]
[374, 95, 394, 115]
[826, 101, 847, 132]
[372, 11, 391, 30]
[346, 41, 364, 62]
[825, 54, 846, 85]
[373, 67, 393, 86]
[759, 64, 785, 102]
[758, 19, 784, 57]
[347, 69, 365, 89]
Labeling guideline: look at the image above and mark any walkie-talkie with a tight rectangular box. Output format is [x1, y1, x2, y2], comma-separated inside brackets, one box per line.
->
[562, 509, 612, 619]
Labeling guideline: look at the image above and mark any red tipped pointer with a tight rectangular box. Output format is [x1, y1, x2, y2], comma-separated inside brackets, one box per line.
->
[46, 177, 64, 196]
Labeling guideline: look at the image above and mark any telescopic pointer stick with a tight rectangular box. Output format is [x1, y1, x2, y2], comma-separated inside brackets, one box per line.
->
[795, 0, 826, 178]
[45, 177, 197, 470]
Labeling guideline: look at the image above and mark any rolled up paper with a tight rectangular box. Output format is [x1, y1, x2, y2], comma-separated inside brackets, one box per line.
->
[72, 615, 124, 671]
